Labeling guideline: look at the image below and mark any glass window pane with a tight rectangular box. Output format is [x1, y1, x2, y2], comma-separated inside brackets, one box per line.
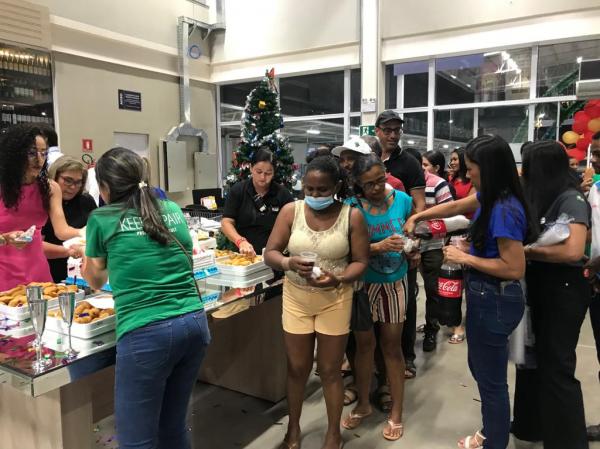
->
[477, 105, 529, 143]
[351, 69, 361, 112]
[538, 39, 600, 98]
[284, 118, 345, 165]
[220, 125, 242, 177]
[220, 81, 260, 122]
[280, 71, 344, 116]
[435, 48, 531, 105]
[385, 61, 429, 109]
[350, 116, 360, 137]
[534, 102, 558, 141]
[401, 111, 428, 150]
[558, 100, 587, 144]
[434, 109, 474, 144]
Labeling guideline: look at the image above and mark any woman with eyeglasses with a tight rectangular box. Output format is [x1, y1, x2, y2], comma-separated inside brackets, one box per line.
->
[0, 123, 82, 291]
[42, 155, 97, 282]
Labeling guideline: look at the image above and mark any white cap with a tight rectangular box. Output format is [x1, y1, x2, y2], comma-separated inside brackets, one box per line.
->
[331, 136, 372, 157]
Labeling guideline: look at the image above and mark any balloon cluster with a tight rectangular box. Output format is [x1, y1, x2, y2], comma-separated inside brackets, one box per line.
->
[562, 99, 600, 159]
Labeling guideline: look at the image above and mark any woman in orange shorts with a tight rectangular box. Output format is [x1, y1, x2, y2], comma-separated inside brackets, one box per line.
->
[265, 156, 369, 449]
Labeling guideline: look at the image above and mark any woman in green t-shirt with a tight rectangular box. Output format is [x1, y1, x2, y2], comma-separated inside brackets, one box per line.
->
[82, 147, 210, 449]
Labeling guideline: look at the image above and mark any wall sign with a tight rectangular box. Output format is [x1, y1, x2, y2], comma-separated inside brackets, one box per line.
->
[359, 125, 375, 136]
[118, 89, 142, 111]
[82, 138, 93, 152]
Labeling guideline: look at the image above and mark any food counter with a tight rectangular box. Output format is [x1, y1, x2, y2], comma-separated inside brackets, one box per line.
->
[0, 256, 287, 449]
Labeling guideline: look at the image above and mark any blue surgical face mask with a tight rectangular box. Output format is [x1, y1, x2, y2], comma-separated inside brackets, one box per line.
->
[305, 195, 334, 211]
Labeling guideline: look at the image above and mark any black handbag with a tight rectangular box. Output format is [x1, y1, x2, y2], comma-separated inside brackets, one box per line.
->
[350, 286, 372, 331]
[347, 204, 373, 331]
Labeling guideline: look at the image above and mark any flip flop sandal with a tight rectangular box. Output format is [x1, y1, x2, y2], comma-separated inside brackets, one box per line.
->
[343, 385, 358, 406]
[279, 440, 301, 449]
[404, 361, 417, 379]
[416, 323, 426, 333]
[448, 333, 465, 344]
[458, 430, 485, 449]
[383, 419, 404, 441]
[341, 410, 372, 430]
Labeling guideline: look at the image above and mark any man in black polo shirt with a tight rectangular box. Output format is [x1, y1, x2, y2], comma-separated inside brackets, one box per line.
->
[375, 110, 425, 380]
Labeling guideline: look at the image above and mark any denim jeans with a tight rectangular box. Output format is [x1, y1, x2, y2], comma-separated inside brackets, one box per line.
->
[115, 310, 211, 449]
[466, 274, 524, 449]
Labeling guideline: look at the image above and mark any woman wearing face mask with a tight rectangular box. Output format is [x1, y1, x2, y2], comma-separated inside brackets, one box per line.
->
[222, 147, 294, 257]
[0, 123, 82, 291]
[42, 156, 97, 282]
[264, 155, 369, 449]
[405, 135, 536, 449]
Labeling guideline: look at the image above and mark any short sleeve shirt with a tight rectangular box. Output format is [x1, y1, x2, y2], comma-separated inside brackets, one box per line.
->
[540, 188, 590, 267]
[86, 200, 202, 340]
[223, 179, 294, 253]
[383, 148, 426, 193]
[354, 190, 413, 283]
[470, 193, 527, 259]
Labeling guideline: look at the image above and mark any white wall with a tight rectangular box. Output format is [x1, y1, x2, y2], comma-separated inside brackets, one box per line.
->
[210, 0, 360, 83]
[381, 0, 600, 62]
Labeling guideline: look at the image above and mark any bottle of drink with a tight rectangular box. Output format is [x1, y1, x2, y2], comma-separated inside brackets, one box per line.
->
[436, 260, 463, 326]
[414, 215, 470, 240]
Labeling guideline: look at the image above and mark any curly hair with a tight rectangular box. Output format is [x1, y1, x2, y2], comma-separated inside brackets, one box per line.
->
[0, 123, 50, 211]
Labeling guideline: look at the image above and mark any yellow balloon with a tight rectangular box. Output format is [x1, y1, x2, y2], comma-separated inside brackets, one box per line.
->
[588, 118, 600, 133]
[562, 130, 580, 144]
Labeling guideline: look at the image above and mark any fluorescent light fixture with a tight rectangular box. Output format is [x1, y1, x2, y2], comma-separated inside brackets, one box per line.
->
[448, 119, 454, 124]
[538, 113, 545, 118]
[483, 51, 501, 57]
[306, 128, 320, 135]
[577, 56, 583, 64]
[450, 74, 457, 79]
[443, 144, 449, 149]
[407, 140, 415, 145]
[466, 83, 472, 88]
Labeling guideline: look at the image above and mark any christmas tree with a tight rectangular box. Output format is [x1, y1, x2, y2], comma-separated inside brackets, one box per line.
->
[225, 68, 294, 190]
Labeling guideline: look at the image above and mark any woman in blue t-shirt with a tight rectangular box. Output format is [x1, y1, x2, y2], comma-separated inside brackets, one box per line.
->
[405, 135, 536, 449]
[341, 153, 415, 442]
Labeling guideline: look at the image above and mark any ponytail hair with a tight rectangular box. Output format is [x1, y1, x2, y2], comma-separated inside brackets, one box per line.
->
[95, 147, 171, 245]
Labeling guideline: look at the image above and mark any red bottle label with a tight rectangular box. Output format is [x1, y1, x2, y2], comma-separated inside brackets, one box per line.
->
[438, 277, 462, 298]
[427, 220, 447, 238]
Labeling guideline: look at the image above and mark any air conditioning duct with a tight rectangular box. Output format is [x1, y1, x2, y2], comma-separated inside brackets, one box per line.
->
[576, 59, 600, 99]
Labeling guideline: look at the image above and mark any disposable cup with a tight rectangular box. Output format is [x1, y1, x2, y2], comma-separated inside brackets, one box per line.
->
[300, 251, 318, 266]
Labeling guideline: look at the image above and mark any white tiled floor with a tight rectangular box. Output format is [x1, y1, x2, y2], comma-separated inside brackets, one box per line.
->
[96, 292, 600, 449]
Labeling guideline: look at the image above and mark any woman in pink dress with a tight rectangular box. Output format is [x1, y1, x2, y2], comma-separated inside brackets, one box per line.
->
[0, 123, 82, 291]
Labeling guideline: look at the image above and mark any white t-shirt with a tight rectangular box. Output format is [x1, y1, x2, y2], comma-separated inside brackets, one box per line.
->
[86, 166, 100, 206]
[588, 181, 600, 259]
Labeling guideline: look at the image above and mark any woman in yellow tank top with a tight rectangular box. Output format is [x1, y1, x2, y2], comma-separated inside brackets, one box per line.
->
[265, 156, 369, 449]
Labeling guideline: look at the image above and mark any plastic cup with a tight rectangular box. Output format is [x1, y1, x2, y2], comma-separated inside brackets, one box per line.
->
[300, 251, 318, 266]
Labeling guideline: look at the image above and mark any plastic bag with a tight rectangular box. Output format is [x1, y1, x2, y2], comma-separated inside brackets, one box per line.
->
[14, 225, 35, 243]
[528, 213, 572, 248]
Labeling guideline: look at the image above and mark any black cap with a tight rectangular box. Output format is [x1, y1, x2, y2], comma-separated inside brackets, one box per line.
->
[375, 110, 404, 127]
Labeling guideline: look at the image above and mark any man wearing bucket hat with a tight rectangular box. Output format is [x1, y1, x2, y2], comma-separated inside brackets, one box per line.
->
[375, 110, 425, 381]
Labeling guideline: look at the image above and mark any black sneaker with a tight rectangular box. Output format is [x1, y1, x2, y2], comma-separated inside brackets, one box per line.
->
[423, 333, 437, 352]
[588, 424, 600, 441]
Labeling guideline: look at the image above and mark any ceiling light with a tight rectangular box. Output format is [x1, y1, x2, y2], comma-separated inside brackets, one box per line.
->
[466, 83, 472, 88]
[483, 51, 501, 57]
[443, 144, 449, 149]
[407, 140, 415, 145]
[538, 113, 545, 118]
[41, 112, 47, 116]
[306, 128, 320, 135]
[576, 56, 583, 64]
[450, 74, 457, 79]
[448, 119, 454, 124]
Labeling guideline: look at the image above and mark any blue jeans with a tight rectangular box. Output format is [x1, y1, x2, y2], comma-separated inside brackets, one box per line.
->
[466, 275, 524, 449]
[115, 310, 211, 449]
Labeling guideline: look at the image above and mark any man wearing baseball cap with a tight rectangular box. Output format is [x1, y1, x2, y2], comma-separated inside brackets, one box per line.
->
[375, 110, 425, 381]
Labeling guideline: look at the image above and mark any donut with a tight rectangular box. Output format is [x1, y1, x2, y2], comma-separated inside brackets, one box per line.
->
[88, 308, 100, 318]
[66, 285, 78, 293]
[75, 315, 92, 324]
[8, 297, 27, 307]
[0, 296, 12, 304]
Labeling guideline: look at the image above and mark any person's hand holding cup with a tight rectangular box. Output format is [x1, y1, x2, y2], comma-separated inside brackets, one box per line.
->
[289, 251, 318, 279]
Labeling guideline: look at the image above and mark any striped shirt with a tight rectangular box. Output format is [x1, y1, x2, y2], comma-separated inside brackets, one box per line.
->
[421, 170, 454, 252]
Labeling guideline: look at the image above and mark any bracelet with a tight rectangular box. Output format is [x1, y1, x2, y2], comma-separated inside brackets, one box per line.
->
[281, 257, 291, 271]
[235, 237, 247, 248]
[0, 234, 5, 247]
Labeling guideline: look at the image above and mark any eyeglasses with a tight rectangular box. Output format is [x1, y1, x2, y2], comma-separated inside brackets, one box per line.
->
[377, 127, 403, 136]
[59, 176, 84, 188]
[27, 149, 48, 159]
[361, 177, 387, 191]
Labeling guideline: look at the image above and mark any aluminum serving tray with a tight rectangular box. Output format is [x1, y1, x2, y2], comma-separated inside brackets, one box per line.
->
[0, 288, 85, 321]
[215, 256, 267, 277]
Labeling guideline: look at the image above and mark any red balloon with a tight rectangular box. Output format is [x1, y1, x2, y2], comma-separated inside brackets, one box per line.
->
[574, 111, 591, 123]
[584, 130, 595, 141]
[567, 148, 586, 162]
[573, 120, 587, 134]
[576, 137, 591, 151]
[588, 105, 600, 119]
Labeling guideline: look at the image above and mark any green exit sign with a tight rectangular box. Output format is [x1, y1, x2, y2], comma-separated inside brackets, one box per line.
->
[359, 125, 375, 136]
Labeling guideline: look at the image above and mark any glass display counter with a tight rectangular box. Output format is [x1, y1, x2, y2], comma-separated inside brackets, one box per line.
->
[0, 273, 286, 449]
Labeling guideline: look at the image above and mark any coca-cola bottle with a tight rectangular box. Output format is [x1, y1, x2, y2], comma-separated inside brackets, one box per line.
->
[436, 261, 463, 326]
[414, 215, 471, 240]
